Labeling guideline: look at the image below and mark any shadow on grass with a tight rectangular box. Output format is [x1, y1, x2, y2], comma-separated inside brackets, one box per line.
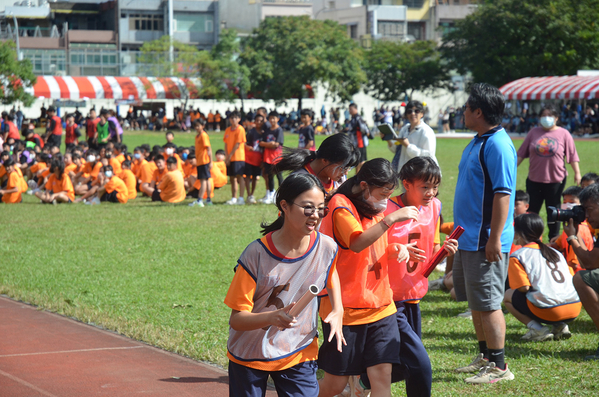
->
[159, 376, 228, 384]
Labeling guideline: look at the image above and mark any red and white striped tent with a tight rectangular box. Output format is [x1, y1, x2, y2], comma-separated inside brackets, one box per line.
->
[26, 76, 202, 100]
[499, 75, 599, 101]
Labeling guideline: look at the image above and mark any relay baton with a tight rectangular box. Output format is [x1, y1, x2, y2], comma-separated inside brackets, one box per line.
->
[422, 226, 465, 278]
[288, 284, 320, 318]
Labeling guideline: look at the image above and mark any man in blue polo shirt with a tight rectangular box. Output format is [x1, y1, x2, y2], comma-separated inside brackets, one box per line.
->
[452, 83, 517, 384]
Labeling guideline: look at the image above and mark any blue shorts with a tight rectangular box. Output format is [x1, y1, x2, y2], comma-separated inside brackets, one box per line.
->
[318, 313, 400, 376]
[228, 360, 318, 397]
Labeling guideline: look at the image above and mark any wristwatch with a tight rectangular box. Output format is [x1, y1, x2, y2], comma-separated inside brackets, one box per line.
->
[567, 235, 579, 244]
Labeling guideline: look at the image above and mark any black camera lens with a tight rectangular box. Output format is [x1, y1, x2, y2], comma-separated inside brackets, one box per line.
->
[546, 205, 586, 224]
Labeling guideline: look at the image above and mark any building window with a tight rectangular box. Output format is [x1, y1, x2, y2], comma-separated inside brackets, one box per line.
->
[404, 0, 424, 7]
[378, 21, 404, 37]
[439, 21, 455, 36]
[348, 24, 358, 39]
[174, 13, 214, 33]
[407, 21, 424, 40]
[129, 14, 164, 31]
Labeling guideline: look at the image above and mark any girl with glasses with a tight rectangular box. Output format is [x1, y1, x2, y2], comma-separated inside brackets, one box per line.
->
[389, 100, 439, 174]
[318, 158, 419, 397]
[225, 172, 344, 397]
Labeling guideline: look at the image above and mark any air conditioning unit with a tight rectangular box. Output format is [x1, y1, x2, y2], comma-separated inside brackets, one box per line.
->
[55, 70, 66, 76]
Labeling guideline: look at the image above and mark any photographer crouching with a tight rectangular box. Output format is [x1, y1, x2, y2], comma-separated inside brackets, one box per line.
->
[562, 183, 599, 360]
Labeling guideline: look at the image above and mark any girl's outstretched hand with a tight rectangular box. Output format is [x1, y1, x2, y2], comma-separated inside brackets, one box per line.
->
[388, 243, 410, 263]
[406, 241, 426, 263]
[323, 309, 346, 352]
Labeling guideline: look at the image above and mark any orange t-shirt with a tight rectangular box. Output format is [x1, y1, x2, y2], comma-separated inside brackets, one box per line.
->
[158, 170, 185, 203]
[211, 161, 227, 188]
[132, 158, 148, 179]
[139, 161, 157, 184]
[2, 171, 22, 203]
[207, 113, 214, 123]
[119, 169, 137, 199]
[223, 125, 246, 162]
[184, 162, 196, 178]
[105, 176, 129, 204]
[64, 163, 78, 175]
[82, 161, 103, 181]
[195, 132, 211, 166]
[152, 167, 168, 184]
[554, 222, 595, 273]
[45, 173, 75, 201]
[109, 158, 122, 175]
[30, 162, 47, 177]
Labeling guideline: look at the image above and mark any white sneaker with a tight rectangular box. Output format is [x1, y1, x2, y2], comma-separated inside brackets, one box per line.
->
[552, 323, 572, 340]
[464, 362, 514, 384]
[521, 326, 553, 342]
[27, 180, 38, 190]
[91, 197, 101, 205]
[247, 195, 257, 204]
[258, 194, 269, 203]
[455, 353, 488, 373]
[236, 197, 245, 205]
[428, 276, 445, 291]
[457, 309, 472, 319]
[225, 197, 237, 205]
[189, 200, 204, 207]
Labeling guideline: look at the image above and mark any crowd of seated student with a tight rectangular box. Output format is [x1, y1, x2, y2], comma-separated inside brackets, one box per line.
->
[0, 130, 229, 205]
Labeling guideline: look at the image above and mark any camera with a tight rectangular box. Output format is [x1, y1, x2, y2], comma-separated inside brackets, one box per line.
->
[546, 205, 586, 224]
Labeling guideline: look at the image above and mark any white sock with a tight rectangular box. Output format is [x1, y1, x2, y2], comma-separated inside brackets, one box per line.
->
[527, 320, 543, 331]
[268, 190, 275, 199]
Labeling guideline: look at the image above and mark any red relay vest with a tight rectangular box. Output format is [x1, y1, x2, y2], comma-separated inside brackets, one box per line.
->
[385, 196, 441, 302]
[51, 116, 63, 136]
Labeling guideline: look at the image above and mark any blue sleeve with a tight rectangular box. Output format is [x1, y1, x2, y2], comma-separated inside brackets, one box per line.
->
[485, 136, 517, 195]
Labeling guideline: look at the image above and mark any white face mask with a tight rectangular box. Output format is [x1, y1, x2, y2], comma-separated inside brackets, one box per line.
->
[166, 148, 174, 156]
[87, 155, 96, 162]
[365, 188, 388, 212]
[104, 170, 113, 178]
[540, 116, 555, 129]
[134, 153, 141, 160]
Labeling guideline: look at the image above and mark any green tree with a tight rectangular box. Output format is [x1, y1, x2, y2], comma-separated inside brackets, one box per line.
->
[240, 16, 366, 109]
[138, 36, 221, 102]
[441, 0, 599, 88]
[211, 29, 250, 106]
[364, 40, 453, 102]
[0, 41, 36, 106]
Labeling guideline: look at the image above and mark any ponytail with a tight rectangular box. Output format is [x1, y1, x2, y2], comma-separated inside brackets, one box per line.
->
[514, 213, 561, 264]
[260, 213, 285, 235]
[273, 147, 316, 173]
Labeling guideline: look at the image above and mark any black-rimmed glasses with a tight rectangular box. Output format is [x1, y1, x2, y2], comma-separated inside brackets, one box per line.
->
[292, 203, 330, 218]
[405, 109, 421, 115]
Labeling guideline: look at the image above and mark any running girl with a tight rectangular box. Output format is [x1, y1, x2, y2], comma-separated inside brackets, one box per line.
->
[225, 173, 345, 396]
[504, 213, 581, 342]
[274, 133, 360, 196]
[318, 158, 419, 397]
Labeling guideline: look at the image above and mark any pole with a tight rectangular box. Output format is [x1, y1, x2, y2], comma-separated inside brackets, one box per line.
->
[168, 0, 174, 74]
[11, 15, 22, 61]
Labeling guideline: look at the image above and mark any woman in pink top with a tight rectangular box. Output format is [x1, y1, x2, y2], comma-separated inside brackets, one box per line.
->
[517, 105, 581, 239]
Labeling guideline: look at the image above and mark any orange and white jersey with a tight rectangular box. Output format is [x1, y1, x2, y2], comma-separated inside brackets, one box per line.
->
[226, 232, 337, 364]
[386, 195, 441, 302]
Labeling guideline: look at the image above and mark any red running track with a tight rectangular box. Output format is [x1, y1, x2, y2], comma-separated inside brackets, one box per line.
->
[0, 296, 276, 396]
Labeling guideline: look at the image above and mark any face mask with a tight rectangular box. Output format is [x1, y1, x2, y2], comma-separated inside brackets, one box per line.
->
[104, 170, 113, 178]
[87, 155, 96, 162]
[166, 148, 174, 156]
[365, 188, 388, 212]
[561, 202, 575, 210]
[134, 153, 141, 160]
[540, 116, 555, 128]
[182, 153, 188, 160]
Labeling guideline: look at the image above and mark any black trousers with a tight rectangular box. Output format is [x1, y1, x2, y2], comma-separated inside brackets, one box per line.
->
[526, 177, 566, 239]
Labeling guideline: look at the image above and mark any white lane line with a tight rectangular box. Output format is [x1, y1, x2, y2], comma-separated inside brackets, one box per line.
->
[0, 345, 144, 358]
[0, 368, 59, 397]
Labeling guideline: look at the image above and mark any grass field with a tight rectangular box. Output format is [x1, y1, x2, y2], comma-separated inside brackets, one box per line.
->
[1, 130, 599, 396]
